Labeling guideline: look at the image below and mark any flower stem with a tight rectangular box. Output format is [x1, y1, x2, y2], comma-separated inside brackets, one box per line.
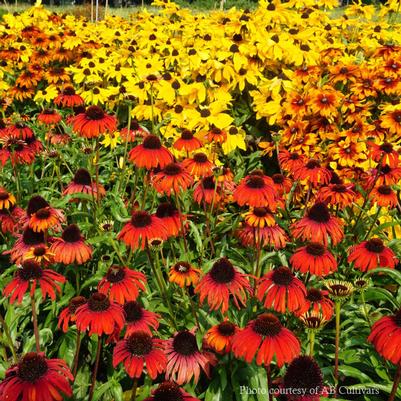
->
[266, 364, 273, 401]
[31, 295, 40, 353]
[88, 336, 102, 401]
[130, 377, 138, 401]
[360, 291, 372, 329]
[309, 330, 315, 357]
[388, 364, 401, 401]
[72, 331, 82, 377]
[0, 312, 17, 363]
[174, 189, 189, 255]
[334, 301, 341, 389]
[363, 206, 382, 240]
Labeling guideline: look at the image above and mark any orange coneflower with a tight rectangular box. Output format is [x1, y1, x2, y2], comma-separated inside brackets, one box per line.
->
[58, 296, 87, 333]
[237, 223, 287, 249]
[369, 142, 399, 168]
[123, 300, 160, 337]
[155, 202, 184, 237]
[244, 207, 276, 228]
[279, 150, 306, 173]
[54, 86, 84, 107]
[291, 202, 344, 246]
[317, 183, 358, 208]
[182, 152, 214, 177]
[0, 187, 16, 210]
[370, 185, 398, 208]
[310, 88, 341, 117]
[290, 242, 337, 277]
[205, 321, 238, 353]
[8, 122, 34, 140]
[173, 129, 203, 152]
[129, 135, 173, 169]
[37, 109, 62, 125]
[195, 257, 252, 314]
[0, 205, 24, 234]
[295, 288, 334, 321]
[193, 176, 221, 205]
[63, 168, 106, 199]
[152, 162, 193, 196]
[72, 106, 117, 138]
[271, 173, 292, 195]
[256, 266, 306, 313]
[50, 224, 93, 265]
[293, 159, 332, 187]
[207, 126, 227, 143]
[348, 238, 398, 272]
[232, 313, 300, 367]
[23, 244, 54, 265]
[169, 261, 201, 288]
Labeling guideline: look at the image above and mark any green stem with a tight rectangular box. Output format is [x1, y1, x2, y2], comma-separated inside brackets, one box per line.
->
[130, 377, 138, 401]
[266, 364, 273, 401]
[363, 206, 381, 240]
[334, 302, 341, 389]
[0, 312, 17, 363]
[388, 364, 401, 401]
[360, 291, 372, 329]
[31, 295, 40, 353]
[72, 331, 81, 377]
[88, 336, 102, 401]
[309, 330, 315, 357]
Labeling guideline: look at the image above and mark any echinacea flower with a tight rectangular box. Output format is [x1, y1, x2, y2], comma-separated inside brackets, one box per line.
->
[8, 228, 46, 264]
[153, 162, 193, 196]
[155, 202, 184, 237]
[129, 135, 173, 169]
[368, 308, 401, 365]
[205, 321, 238, 353]
[63, 168, 106, 199]
[37, 109, 62, 125]
[23, 244, 54, 265]
[293, 159, 332, 187]
[54, 86, 84, 107]
[291, 202, 344, 246]
[164, 329, 217, 384]
[182, 152, 214, 177]
[290, 242, 337, 277]
[144, 381, 200, 401]
[195, 257, 252, 314]
[317, 183, 358, 208]
[244, 207, 276, 228]
[232, 313, 300, 367]
[279, 150, 305, 173]
[3, 261, 65, 304]
[98, 266, 147, 304]
[118, 210, 167, 250]
[50, 224, 93, 265]
[0, 205, 24, 234]
[173, 129, 203, 152]
[75, 292, 125, 336]
[169, 261, 201, 288]
[325, 280, 354, 301]
[72, 106, 117, 138]
[113, 332, 166, 379]
[0, 187, 16, 210]
[58, 296, 87, 332]
[237, 223, 287, 249]
[369, 142, 399, 168]
[299, 311, 327, 331]
[370, 185, 398, 208]
[348, 238, 397, 272]
[8, 122, 34, 140]
[193, 176, 221, 205]
[256, 266, 306, 313]
[123, 300, 160, 337]
[295, 288, 334, 321]
[0, 352, 73, 401]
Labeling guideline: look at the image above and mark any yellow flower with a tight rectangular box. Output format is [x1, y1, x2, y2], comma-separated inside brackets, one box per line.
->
[101, 131, 121, 149]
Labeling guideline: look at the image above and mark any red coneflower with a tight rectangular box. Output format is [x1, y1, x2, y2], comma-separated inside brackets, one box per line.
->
[118, 210, 168, 250]
[365, 164, 401, 187]
[37, 109, 62, 125]
[0, 187, 16, 210]
[129, 135, 173, 169]
[237, 223, 287, 249]
[193, 175, 221, 205]
[173, 129, 203, 152]
[50, 224, 93, 265]
[195, 257, 252, 314]
[0, 205, 24, 234]
[232, 313, 300, 367]
[291, 202, 344, 246]
[205, 321, 238, 353]
[58, 296, 87, 333]
[282, 356, 325, 401]
[317, 183, 358, 208]
[8, 228, 46, 264]
[207, 126, 227, 143]
[234, 173, 277, 208]
[75, 292, 125, 336]
[348, 238, 397, 272]
[295, 288, 334, 321]
[293, 159, 332, 187]
[98, 266, 146, 304]
[181, 153, 214, 177]
[72, 106, 117, 138]
[0, 352, 73, 401]
[54, 86, 84, 107]
[153, 162, 193, 196]
[46, 125, 71, 145]
[8, 122, 34, 140]
[290, 242, 337, 277]
[63, 168, 106, 199]
[155, 202, 183, 237]
[256, 266, 306, 313]
[279, 150, 305, 173]
[164, 329, 217, 384]
[244, 207, 276, 228]
[169, 261, 201, 288]
[3, 261, 65, 304]
[144, 381, 200, 401]
[120, 121, 149, 142]
[123, 300, 160, 337]
[369, 142, 399, 168]
[271, 173, 292, 195]
[0, 136, 36, 166]
[370, 185, 398, 208]
[113, 332, 166, 379]
[368, 308, 401, 365]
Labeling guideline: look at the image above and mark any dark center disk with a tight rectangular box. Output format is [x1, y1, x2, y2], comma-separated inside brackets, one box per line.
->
[61, 224, 82, 243]
[378, 185, 392, 195]
[283, 356, 323, 395]
[131, 211, 152, 228]
[202, 176, 216, 190]
[85, 105, 105, 120]
[305, 159, 320, 169]
[380, 143, 393, 153]
[153, 382, 184, 401]
[43, 109, 55, 115]
[174, 261, 191, 273]
[18, 353, 48, 383]
[63, 86, 76, 96]
[125, 332, 153, 356]
[272, 174, 284, 184]
[246, 176, 265, 189]
[33, 245, 47, 256]
[156, 202, 177, 218]
[217, 321, 236, 336]
[18, 261, 43, 280]
[306, 288, 323, 302]
[163, 163, 182, 176]
[252, 313, 282, 337]
[393, 111, 401, 123]
[69, 296, 87, 314]
[181, 129, 194, 140]
[172, 331, 198, 356]
[193, 152, 208, 163]
[73, 168, 92, 185]
[106, 266, 126, 283]
[289, 152, 300, 160]
[209, 257, 235, 283]
[253, 207, 269, 217]
[35, 207, 51, 219]
[271, 266, 294, 286]
[123, 301, 143, 322]
[330, 284, 348, 296]
[307, 203, 330, 223]
[27, 195, 49, 216]
[210, 126, 222, 135]
[22, 228, 45, 245]
[87, 292, 110, 312]
[0, 190, 10, 200]
[332, 184, 347, 193]
[393, 309, 401, 327]
[365, 238, 385, 253]
[381, 165, 391, 175]
[305, 242, 326, 256]
[143, 135, 162, 150]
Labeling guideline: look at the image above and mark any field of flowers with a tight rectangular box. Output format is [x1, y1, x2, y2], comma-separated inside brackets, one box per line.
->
[2, 0, 401, 400]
